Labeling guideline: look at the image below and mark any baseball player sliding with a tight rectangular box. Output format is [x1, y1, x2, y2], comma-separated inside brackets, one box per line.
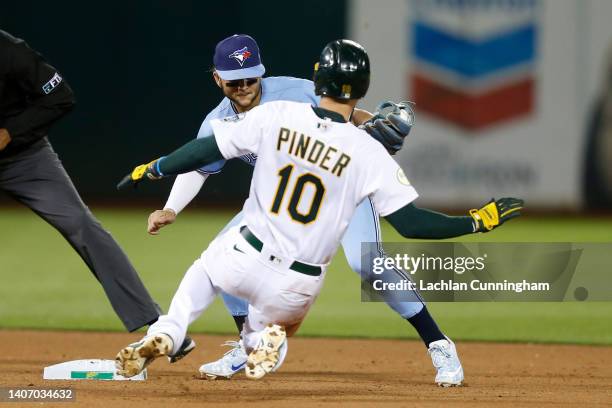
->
[146, 34, 462, 386]
[115, 39, 523, 383]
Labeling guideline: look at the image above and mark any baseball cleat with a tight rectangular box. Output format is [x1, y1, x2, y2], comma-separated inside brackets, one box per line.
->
[168, 335, 196, 363]
[115, 333, 173, 378]
[271, 335, 288, 372]
[428, 337, 464, 387]
[245, 324, 287, 380]
[198, 340, 247, 380]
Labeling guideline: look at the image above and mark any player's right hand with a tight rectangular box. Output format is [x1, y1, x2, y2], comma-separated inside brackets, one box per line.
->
[0, 128, 12, 151]
[148, 209, 177, 235]
[469, 197, 524, 232]
[117, 158, 164, 190]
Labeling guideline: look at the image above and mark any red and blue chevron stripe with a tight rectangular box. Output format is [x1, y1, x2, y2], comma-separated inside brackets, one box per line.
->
[410, 1, 539, 130]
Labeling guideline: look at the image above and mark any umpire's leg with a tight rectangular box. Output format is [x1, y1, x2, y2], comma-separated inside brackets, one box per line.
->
[0, 140, 161, 331]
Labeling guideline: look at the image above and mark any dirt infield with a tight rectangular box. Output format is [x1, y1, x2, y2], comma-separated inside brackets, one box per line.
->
[0, 330, 610, 407]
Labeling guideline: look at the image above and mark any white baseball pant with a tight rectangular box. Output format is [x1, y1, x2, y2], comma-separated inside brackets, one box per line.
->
[148, 225, 326, 353]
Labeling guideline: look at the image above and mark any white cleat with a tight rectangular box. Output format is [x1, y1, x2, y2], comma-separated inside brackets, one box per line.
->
[198, 340, 248, 380]
[115, 333, 173, 378]
[428, 337, 464, 387]
[245, 324, 287, 380]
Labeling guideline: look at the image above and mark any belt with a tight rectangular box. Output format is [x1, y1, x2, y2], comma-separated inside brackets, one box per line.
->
[239, 226, 322, 277]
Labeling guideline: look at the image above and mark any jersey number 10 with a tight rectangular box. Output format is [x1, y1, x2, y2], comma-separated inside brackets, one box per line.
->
[270, 164, 325, 224]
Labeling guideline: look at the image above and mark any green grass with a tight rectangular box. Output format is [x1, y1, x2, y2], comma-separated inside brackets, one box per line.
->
[1, 206, 611, 344]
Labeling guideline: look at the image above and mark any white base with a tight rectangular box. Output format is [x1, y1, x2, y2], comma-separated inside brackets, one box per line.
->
[43, 359, 147, 381]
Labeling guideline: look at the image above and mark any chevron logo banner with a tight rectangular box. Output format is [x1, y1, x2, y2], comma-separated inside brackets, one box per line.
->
[409, 0, 541, 130]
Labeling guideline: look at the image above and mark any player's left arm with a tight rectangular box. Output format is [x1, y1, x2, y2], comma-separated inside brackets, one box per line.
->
[300, 78, 411, 154]
[359, 101, 415, 155]
[351, 108, 374, 126]
[385, 198, 524, 239]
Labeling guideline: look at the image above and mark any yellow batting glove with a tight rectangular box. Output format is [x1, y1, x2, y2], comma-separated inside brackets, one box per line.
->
[469, 197, 524, 232]
[117, 158, 163, 190]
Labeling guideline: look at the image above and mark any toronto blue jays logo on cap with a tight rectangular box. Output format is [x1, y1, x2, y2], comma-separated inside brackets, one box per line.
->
[213, 34, 266, 80]
[229, 47, 252, 67]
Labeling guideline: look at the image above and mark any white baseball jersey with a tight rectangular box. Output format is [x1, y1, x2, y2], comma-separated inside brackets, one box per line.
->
[211, 101, 419, 265]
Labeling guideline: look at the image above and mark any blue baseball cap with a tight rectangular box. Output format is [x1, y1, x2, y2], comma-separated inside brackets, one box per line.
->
[213, 34, 266, 80]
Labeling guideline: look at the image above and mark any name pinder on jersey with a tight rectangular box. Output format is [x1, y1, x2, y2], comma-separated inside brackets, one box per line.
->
[276, 127, 351, 177]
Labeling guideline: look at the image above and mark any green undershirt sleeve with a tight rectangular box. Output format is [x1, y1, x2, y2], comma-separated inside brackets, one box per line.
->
[384, 203, 475, 239]
[157, 135, 224, 176]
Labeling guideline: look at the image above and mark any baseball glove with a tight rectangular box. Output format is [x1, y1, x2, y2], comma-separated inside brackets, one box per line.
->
[469, 197, 524, 232]
[362, 101, 415, 155]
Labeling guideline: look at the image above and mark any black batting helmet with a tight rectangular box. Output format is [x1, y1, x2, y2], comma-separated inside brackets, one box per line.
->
[313, 39, 370, 100]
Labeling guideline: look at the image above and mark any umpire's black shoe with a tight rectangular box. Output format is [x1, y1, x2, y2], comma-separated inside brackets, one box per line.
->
[168, 335, 196, 363]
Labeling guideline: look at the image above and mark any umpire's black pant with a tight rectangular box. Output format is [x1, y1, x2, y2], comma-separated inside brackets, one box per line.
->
[0, 139, 161, 331]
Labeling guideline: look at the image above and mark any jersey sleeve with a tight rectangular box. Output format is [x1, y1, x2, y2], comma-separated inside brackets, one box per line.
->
[364, 144, 419, 217]
[211, 103, 272, 159]
[195, 115, 226, 174]
[3, 38, 75, 144]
